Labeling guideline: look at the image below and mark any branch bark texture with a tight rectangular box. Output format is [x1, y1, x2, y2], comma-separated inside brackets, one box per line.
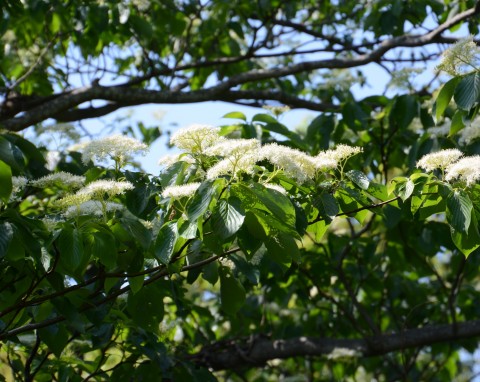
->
[193, 320, 480, 370]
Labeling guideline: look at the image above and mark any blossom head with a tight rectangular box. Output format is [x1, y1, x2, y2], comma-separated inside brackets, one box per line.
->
[435, 36, 480, 76]
[170, 124, 222, 153]
[417, 149, 463, 172]
[321, 145, 363, 163]
[158, 153, 195, 168]
[64, 200, 124, 218]
[260, 143, 317, 184]
[204, 139, 260, 157]
[81, 134, 148, 167]
[445, 155, 480, 186]
[162, 183, 201, 199]
[31, 172, 86, 189]
[77, 180, 135, 199]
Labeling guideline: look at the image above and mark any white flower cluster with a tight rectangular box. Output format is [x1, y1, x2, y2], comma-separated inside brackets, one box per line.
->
[163, 124, 362, 185]
[435, 36, 480, 76]
[320, 144, 363, 163]
[170, 124, 222, 153]
[417, 149, 464, 172]
[8, 176, 28, 202]
[31, 172, 86, 189]
[205, 139, 261, 180]
[162, 183, 201, 199]
[81, 134, 148, 166]
[418, 149, 480, 186]
[12, 176, 28, 193]
[64, 200, 124, 218]
[445, 156, 480, 186]
[56, 180, 134, 208]
[77, 180, 134, 199]
[158, 153, 195, 168]
[260, 143, 318, 183]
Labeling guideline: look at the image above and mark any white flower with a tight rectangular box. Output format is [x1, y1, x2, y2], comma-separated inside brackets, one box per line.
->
[45, 151, 61, 171]
[41, 217, 64, 231]
[8, 176, 28, 202]
[158, 153, 195, 168]
[435, 36, 480, 76]
[459, 120, 480, 145]
[31, 172, 86, 189]
[204, 139, 261, 180]
[162, 183, 201, 199]
[81, 134, 148, 166]
[320, 144, 363, 163]
[206, 152, 258, 180]
[417, 149, 463, 172]
[12, 176, 28, 193]
[312, 156, 338, 171]
[428, 124, 450, 138]
[77, 180, 135, 199]
[260, 143, 317, 183]
[170, 124, 222, 153]
[205, 139, 260, 157]
[64, 200, 124, 218]
[264, 183, 287, 195]
[445, 155, 480, 186]
[56, 193, 91, 208]
[262, 105, 291, 117]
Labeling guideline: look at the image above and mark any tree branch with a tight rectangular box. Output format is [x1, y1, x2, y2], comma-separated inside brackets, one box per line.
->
[0, 3, 477, 131]
[192, 319, 480, 370]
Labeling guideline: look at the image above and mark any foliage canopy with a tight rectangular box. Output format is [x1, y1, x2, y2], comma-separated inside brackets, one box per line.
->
[2, 0, 480, 381]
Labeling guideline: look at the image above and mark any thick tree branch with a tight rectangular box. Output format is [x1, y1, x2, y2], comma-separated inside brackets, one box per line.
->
[0, 3, 478, 131]
[192, 319, 480, 370]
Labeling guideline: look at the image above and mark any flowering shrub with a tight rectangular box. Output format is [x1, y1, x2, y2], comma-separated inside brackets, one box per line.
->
[3, 45, 480, 378]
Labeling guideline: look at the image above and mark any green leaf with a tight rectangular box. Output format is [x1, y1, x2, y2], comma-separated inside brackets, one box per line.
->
[446, 190, 473, 233]
[129, 275, 144, 295]
[454, 72, 480, 110]
[219, 265, 246, 315]
[252, 113, 278, 124]
[222, 111, 247, 121]
[57, 227, 86, 274]
[392, 177, 414, 201]
[92, 231, 117, 269]
[451, 212, 480, 257]
[434, 77, 460, 123]
[0, 160, 12, 203]
[127, 283, 164, 333]
[234, 183, 296, 228]
[0, 137, 23, 171]
[346, 170, 370, 190]
[390, 95, 418, 130]
[265, 232, 298, 268]
[449, 109, 466, 136]
[120, 218, 152, 250]
[315, 193, 339, 218]
[307, 220, 330, 242]
[38, 324, 69, 357]
[211, 197, 245, 240]
[186, 180, 216, 222]
[154, 222, 178, 264]
[0, 221, 14, 259]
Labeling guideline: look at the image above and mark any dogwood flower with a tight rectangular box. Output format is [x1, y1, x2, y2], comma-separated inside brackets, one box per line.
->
[417, 149, 463, 172]
[82, 134, 148, 166]
[162, 183, 201, 199]
[64, 201, 124, 218]
[31, 172, 85, 189]
[445, 155, 480, 186]
[170, 124, 222, 153]
[435, 36, 480, 76]
[260, 143, 317, 183]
